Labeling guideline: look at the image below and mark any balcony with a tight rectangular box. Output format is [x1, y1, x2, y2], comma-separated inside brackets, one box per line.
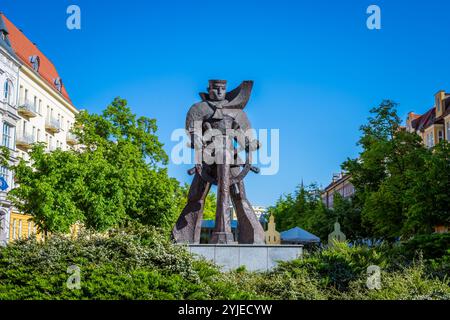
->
[18, 100, 38, 118]
[16, 133, 34, 150]
[45, 117, 61, 134]
[66, 132, 78, 146]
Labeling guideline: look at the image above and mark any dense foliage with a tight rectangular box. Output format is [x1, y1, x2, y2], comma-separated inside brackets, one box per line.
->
[8, 98, 185, 234]
[343, 100, 450, 240]
[0, 227, 448, 300]
[268, 184, 332, 240]
[175, 183, 217, 220]
[271, 100, 450, 242]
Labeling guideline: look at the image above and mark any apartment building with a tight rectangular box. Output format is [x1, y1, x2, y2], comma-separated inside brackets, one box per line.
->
[406, 90, 450, 147]
[0, 14, 21, 245]
[406, 90, 450, 234]
[321, 172, 355, 209]
[0, 13, 78, 243]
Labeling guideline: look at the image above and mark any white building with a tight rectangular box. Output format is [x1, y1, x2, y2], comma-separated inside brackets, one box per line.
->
[228, 205, 267, 221]
[0, 13, 78, 243]
[0, 14, 21, 246]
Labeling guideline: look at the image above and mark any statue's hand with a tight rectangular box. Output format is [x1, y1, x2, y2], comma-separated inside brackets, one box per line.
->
[192, 134, 205, 150]
[247, 139, 261, 151]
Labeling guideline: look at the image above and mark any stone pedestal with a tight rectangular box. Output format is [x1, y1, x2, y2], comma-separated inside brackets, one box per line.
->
[210, 232, 235, 244]
[184, 244, 303, 272]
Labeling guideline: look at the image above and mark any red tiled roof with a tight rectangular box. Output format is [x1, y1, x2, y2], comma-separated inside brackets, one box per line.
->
[0, 13, 72, 104]
[411, 99, 450, 131]
[411, 107, 434, 132]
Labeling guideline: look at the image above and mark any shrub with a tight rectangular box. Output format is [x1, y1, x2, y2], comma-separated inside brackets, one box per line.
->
[401, 233, 450, 260]
[0, 226, 253, 300]
[275, 242, 387, 291]
[0, 228, 448, 300]
[345, 264, 450, 300]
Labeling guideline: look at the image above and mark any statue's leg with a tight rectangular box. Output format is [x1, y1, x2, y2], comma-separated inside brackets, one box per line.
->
[230, 180, 266, 244]
[172, 174, 210, 244]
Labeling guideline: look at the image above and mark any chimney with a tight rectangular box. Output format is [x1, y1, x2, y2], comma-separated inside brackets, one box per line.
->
[435, 90, 445, 118]
[407, 112, 420, 131]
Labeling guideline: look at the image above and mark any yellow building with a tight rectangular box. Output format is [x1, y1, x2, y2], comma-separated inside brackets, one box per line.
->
[0, 13, 79, 243]
[265, 215, 281, 244]
[406, 90, 450, 147]
[321, 172, 354, 209]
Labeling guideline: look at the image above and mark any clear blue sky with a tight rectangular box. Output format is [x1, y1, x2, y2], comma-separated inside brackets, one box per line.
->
[2, 0, 450, 207]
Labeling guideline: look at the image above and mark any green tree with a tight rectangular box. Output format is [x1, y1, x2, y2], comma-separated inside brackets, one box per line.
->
[8, 98, 179, 234]
[331, 193, 365, 241]
[174, 183, 217, 220]
[405, 141, 450, 234]
[343, 100, 435, 240]
[269, 183, 332, 241]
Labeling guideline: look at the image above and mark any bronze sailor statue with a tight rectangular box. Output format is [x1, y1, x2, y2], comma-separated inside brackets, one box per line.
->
[172, 80, 265, 244]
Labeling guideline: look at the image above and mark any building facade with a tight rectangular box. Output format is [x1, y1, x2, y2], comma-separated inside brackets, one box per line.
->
[406, 90, 450, 147]
[265, 215, 281, 244]
[0, 14, 21, 246]
[0, 13, 78, 243]
[406, 90, 449, 234]
[321, 172, 355, 209]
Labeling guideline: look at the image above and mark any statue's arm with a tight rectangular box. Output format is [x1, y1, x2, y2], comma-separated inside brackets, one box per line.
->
[185, 103, 207, 150]
[233, 111, 260, 151]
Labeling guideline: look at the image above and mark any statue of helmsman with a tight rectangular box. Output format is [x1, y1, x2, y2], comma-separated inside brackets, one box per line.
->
[172, 80, 266, 244]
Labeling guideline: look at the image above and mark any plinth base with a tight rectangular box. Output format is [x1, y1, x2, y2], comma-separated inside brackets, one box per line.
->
[210, 232, 236, 244]
[184, 244, 303, 272]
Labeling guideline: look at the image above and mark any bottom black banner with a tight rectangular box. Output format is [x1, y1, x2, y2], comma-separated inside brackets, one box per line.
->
[0, 300, 447, 319]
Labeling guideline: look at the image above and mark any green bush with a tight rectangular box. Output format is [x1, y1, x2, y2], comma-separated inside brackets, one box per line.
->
[345, 264, 450, 300]
[0, 226, 253, 300]
[401, 233, 450, 260]
[275, 242, 387, 291]
[0, 228, 448, 300]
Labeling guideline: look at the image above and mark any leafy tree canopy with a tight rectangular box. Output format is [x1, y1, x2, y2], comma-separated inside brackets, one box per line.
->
[8, 98, 180, 234]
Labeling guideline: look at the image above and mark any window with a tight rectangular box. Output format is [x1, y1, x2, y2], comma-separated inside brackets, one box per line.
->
[4, 80, 13, 104]
[28, 221, 32, 237]
[437, 98, 441, 112]
[447, 121, 450, 141]
[0, 165, 11, 192]
[19, 85, 24, 105]
[2, 122, 13, 149]
[32, 126, 36, 142]
[38, 99, 42, 114]
[426, 132, 434, 148]
[12, 219, 16, 240]
[37, 129, 41, 142]
[18, 220, 22, 240]
[22, 120, 27, 136]
[54, 78, 63, 92]
[438, 130, 444, 143]
[29, 55, 40, 72]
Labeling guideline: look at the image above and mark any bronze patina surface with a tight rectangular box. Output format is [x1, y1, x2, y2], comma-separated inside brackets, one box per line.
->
[172, 80, 265, 244]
